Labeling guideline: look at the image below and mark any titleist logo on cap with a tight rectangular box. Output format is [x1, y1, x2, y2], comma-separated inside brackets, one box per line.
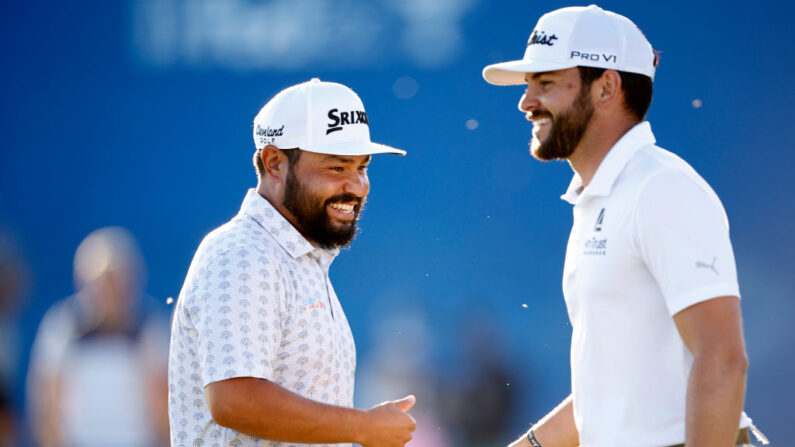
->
[527, 30, 558, 46]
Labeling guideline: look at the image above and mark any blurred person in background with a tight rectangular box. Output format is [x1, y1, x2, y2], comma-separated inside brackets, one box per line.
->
[0, 392, 13, 447]
[483, 5, 761, 447]
[356, 306, 452, 447]
[27, 226, 170, 447]
[168, 78, 416, 447]
[0, 228, 30, 447]
[442, 312, 517, 447]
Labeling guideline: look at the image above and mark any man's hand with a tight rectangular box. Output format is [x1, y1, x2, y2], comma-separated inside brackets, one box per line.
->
[207, 378, 416, 445]
[358, 395, 417, 447]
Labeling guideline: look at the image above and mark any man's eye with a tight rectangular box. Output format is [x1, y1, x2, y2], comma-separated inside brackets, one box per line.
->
[358, 166, 369, 172]
[330, 166, 345, 172]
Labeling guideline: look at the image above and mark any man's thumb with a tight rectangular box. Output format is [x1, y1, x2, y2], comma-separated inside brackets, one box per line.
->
[393, 395, 416, 412]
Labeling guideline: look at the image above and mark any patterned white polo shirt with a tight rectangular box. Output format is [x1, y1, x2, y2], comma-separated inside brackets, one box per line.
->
[168, 189, 356, 447]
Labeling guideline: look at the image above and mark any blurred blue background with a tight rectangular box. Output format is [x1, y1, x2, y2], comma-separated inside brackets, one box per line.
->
[1, 0, 793, 445]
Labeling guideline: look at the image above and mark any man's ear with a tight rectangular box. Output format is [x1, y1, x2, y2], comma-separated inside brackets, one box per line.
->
[261, 145, 289, 183]
[594, 69, 622, 109]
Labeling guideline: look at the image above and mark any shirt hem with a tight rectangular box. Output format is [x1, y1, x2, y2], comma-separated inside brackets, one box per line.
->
[668, 284, 741, 316]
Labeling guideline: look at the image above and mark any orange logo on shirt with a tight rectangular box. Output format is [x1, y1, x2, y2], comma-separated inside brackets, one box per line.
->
[301, 298, 325, 311]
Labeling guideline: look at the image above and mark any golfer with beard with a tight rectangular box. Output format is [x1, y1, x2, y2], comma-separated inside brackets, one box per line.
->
[168, 78, 416, 447]
[483, 6, 762, 447]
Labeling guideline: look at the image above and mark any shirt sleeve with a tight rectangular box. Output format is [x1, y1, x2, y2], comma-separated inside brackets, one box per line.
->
[182, 244, 287, 387]
[28, 300, 77, 379]
[632, 168, 740, 316]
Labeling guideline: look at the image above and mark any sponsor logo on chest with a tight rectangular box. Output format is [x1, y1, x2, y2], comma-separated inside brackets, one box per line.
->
[301, 298, 325, 311]
[583, 207, 607, 256]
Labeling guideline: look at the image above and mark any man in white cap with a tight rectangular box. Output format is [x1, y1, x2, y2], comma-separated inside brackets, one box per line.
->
[483, 6, 763, 447]
[168, 78, 416, 447]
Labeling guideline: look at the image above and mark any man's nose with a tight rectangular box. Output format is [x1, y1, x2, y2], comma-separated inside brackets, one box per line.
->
[343, 171, 369, 197]
[518, 85, 540, 113]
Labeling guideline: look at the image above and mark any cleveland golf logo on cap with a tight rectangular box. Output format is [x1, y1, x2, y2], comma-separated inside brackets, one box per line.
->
[255, 124, 285, 146]
[326, 108, 369, 135]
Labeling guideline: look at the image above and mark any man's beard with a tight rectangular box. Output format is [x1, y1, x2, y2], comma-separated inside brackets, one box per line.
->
[282, 167, 363, 249]
[531, 84, 595, 161]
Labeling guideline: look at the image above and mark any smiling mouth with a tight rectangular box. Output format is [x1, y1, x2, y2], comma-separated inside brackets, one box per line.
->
[327, 202, 359, 222]
[329, 202, 355, 214]
[532, 117, 551, 126]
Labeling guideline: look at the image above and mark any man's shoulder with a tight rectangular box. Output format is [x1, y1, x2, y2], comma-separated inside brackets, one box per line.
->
[195, 214, 282, 263]
[624, 145, 728, 223]
[625, 144, 714, 193]
[179, 216, 292, 307]
[35, 294, 82, 336]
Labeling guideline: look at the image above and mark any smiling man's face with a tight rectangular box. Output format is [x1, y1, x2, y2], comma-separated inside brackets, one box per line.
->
[282, 150, 371, 249]
[519, 67, 595, 161]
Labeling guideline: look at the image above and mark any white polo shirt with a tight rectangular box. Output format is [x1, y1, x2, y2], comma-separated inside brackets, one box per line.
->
[168, 189, 356, 447]
[560, 122, 749, 446]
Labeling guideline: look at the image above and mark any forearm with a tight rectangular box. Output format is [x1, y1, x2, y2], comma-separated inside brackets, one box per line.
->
[35, 377, 64, 447]
[685, 353, 747, 447]
[208, 377, 368, 444]
[146, 371, 170, 446]
[509, 395, 579, 447]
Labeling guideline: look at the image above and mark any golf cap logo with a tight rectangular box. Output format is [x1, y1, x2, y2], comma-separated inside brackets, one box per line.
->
[570, 51, 618, 64]
[326, 108, 369, 135]
[256, 124, 285, 146]
[527, 29, 558, 46]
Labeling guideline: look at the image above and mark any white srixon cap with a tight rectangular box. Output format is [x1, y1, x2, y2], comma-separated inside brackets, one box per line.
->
[253, 78, 405, 156]
[483, 5, 657, 86]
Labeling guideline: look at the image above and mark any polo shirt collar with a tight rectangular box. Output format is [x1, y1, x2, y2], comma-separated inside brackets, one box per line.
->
[239, 189, 340, 262]
[561, 121, 656, 204]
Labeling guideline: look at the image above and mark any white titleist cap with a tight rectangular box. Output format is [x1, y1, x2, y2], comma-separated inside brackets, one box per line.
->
[253, 78, 405, 156]
[483, 5, 657, 86]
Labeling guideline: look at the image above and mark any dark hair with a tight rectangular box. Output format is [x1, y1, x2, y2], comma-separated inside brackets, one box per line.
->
[577, 66, 653, 121]
[253, 148, 302, 178]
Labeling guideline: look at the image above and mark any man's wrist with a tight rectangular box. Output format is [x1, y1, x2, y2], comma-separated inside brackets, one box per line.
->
[349, 407, 372, 446]
[527, 429, 543, 447]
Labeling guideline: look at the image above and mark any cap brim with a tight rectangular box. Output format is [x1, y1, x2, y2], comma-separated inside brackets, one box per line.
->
[482, 59, 578, 86]
[301, 140, 406, 156]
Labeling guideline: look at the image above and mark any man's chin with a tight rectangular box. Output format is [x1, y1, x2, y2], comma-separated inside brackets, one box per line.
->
[319, 217, 358, 246]
[530, 141, 553, 161]
[531, 139, 574, 161]
[325, 213, 358, 229]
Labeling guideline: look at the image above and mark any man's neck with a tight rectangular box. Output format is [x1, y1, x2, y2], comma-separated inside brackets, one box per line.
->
[568, 117, 640, 187]
[255, 182, 320, 248]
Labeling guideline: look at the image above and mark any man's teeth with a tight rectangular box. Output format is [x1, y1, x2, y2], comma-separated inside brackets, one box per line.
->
[533, 117, 551, 125]
[330, 203, 355, 213]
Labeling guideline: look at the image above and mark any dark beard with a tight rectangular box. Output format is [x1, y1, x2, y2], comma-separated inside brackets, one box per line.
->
[282, 167, 363, 249]
[531, 83, 595, 161]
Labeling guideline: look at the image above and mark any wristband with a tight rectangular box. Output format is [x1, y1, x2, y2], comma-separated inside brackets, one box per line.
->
[526, 430, 543, 447]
